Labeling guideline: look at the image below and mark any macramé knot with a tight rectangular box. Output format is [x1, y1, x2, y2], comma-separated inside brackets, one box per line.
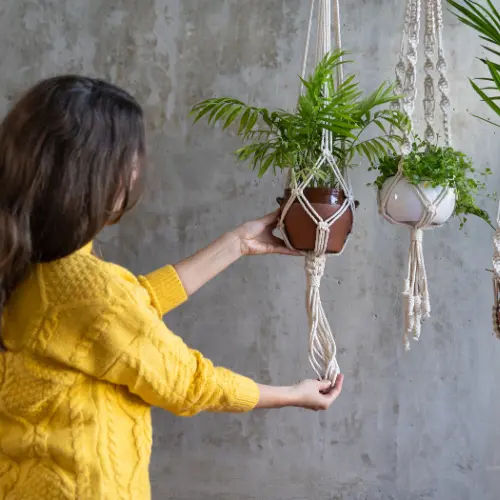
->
[305, 254, 326, 288]
[411, 228, 423, 242]
[436, 55, 447, 73]
[426, 204, 437, 219]
[317, 220, 329, 232]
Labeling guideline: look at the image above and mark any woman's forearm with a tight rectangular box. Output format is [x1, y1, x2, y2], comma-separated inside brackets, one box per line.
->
[255, 384, 295, 409]
[174, 231, 242, 296]
[172, 212, 297, 297]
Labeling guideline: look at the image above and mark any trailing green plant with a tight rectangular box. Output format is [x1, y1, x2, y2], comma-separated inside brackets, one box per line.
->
[449, 0, 500, 126]
[191, 51, 409, 187]
[371, 137, 493, 228]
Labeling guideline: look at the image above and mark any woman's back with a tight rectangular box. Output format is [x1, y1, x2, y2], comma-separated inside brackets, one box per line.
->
[0, 244, 157, 499]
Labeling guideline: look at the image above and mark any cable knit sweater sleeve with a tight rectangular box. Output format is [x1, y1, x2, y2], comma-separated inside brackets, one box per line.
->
[34, 259, 260, 417]
[100, 299, 260, 416]
[138, 264, 188, 316]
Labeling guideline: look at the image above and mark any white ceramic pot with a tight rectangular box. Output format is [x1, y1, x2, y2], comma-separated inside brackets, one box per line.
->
[380, 176, 456, 225]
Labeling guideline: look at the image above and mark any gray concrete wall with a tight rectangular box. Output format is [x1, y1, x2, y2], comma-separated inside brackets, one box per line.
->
[1, 1, 499, 498]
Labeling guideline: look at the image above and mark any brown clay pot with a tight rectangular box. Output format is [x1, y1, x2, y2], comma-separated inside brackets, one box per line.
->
[277, 187, 354, 254]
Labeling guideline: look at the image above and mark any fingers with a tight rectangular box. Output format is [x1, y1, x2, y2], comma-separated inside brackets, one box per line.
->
[316, 374, 344, 410]
[268, 235, 302, 256]
[332, 373, 344, 395]
[318, 380, 333, 393]
[258, 209, 280, 227]
[323, 373, 344, 402]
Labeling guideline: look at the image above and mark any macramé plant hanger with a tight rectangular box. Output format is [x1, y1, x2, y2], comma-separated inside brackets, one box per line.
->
[277, 0, 355, 383]
[190, 0, 407, 383]
[379, 0, 454, 350]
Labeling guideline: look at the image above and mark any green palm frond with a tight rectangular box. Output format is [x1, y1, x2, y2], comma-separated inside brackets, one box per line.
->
[449, 0, 500, 125]
[191, 50, 408, 185]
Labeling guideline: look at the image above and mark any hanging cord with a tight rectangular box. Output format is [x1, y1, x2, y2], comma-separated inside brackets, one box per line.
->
[403, 0, 421, 153]
[434, 0, 451, 146]
[391, 0, 414, 145]
[300, 0, 316, 92]
[287, 0, 317, 191]
[423, 0, 437, 142]
[278, 0, 355, 382]
[333, 0, 343, 86]
[379, 0, 453, 350]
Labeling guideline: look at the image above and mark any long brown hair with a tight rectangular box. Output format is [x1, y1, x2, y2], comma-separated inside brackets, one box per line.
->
[0, 75, 146, 338]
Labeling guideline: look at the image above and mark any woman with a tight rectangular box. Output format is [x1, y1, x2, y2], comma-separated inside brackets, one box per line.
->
[0, 75, 343, 499]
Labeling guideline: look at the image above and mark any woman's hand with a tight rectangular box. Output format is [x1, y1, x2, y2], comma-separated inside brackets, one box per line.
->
[289, 376, 344, 410]
[233, 210, 301, 256]
[255, 374, 344, 410]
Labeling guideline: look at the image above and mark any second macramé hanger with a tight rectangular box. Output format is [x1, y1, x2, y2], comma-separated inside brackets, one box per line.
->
[379, 0, 454, 350]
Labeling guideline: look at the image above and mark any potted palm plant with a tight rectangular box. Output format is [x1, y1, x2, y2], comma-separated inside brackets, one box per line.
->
[372, 137, 492, 229]
[191, 51, 408, 252]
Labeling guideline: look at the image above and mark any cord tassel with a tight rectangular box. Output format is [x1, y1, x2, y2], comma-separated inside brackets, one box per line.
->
[402, 228, 431, 348]
[305, 254, 339, 383]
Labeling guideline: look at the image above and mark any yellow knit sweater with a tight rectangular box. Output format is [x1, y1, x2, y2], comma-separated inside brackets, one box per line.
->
[0, 243, 259, 499]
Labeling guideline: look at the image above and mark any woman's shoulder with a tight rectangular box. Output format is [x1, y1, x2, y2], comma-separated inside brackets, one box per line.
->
[3, 250, 152, 351]
[37, 251, 144, 309]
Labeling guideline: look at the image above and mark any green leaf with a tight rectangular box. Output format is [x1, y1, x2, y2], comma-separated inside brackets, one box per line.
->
[245, 111, 259, 136]
[238, 108, 251, 135]
[470, 77, 500, 117]
[258, 154, 274, 177]
[190, 102, 216, 123]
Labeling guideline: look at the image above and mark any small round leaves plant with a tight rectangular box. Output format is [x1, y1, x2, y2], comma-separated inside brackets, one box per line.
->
[372, 137, 493, 228]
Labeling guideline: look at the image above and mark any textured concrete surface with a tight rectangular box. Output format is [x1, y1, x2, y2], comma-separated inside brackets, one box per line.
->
[1, 1, 499, 499]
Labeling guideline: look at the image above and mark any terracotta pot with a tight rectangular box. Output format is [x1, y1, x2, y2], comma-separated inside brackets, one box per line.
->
[277, 187, 354, 253]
